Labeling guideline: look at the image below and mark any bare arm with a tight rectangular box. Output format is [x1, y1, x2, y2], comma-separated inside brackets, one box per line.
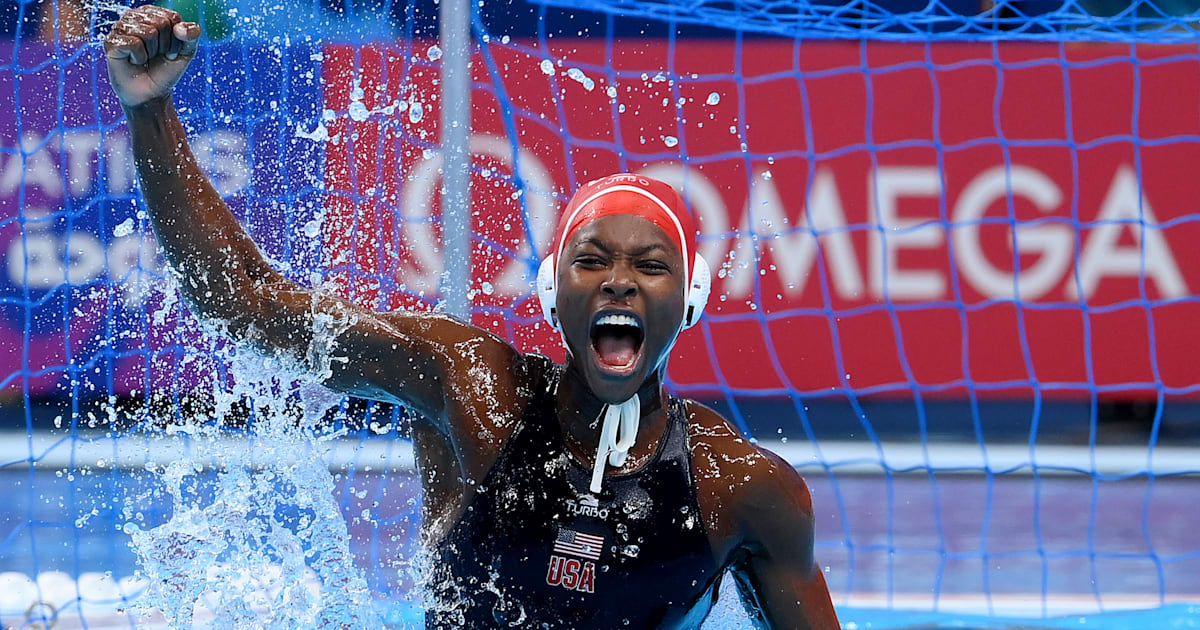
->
[688, 405, 839, 630]
[104, 7, 513, 423]
[727, 454, 839, 630]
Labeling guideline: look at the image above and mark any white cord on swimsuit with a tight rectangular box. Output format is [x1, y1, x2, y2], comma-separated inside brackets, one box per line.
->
[590, 394, 640, 493]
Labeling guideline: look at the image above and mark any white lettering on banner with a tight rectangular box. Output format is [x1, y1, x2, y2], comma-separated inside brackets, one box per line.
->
[726, 169, 863, 300]
[799, 169, 863, 299]
[401, 134, 556, 297]
[108, 233, 165, 307]
[6, 230, 105, 288]
[0, 133, 63, 197]
[6, 229, 57, 287]
[63, 131, 102, 197]
[5, 212, 162, 305]
[952, 165, 1072, 300]
[0, 129, 251, 201]
[727, 170, 784, 298]
[870, 166, 945, 300]
[635, 162, 729, 268]
[105, 133, 137, 195]
[602, 163, 1184, 303]
[8, 123, 1186, 306]
[190, 131, 251, 197]
[1070, 166, 1187, 300]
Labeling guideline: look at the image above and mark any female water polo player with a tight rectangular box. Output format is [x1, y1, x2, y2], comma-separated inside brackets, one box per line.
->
[105, 7, 839, 629]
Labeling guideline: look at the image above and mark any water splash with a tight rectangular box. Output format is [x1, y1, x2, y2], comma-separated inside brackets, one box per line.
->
[296, 121, 331, 142]
[123, 281, 381, 629]
[113, 217, 135, 237]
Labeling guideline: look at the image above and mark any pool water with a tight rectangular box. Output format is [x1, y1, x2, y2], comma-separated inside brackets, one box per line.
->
[2, 464, 1198, 629]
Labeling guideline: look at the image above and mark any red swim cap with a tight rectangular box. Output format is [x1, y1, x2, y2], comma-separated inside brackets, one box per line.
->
[551, 174, 698, 281]
[537, 173, 711, 334]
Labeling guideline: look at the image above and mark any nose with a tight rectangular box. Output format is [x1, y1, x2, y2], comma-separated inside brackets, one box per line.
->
[602, 283, 637, 299]
[601, 269, 638, 299]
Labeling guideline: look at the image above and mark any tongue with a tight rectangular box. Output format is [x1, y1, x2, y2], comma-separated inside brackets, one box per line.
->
[596, 331, 638, 367]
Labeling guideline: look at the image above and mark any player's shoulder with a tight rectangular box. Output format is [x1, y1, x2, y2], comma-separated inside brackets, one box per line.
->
[376, 309, 512, 348]
[679, 399, 797, 488]
[370, 310, 546, 411]
[377, 309, 528, 368]
[679, 399, 814, 551]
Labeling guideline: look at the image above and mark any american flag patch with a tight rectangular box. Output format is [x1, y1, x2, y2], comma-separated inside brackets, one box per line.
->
[553, 527, 604, 561]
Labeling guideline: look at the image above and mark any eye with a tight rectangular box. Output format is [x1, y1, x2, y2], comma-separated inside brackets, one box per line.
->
[637, 260, 671, 274]
[573, 255, 606, 269]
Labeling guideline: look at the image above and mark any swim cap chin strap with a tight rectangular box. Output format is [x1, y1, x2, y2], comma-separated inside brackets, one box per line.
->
[590, 394, 640, 494]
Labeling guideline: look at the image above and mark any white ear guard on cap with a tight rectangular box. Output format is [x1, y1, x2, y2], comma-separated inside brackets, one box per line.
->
[537, 254, 560, 329]
[536, 252, 711, 332]
[683, 254, 710, 329]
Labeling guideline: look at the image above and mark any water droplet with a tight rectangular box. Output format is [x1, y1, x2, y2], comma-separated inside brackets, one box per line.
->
[113, 217, 135, 238]
[348, 101, 369, 122]
[427, 45, 442, 61]
[409, 101, 424, 123]
[662, 135, 679, 148]
[540, 59, 556, 75]
[302, 219, 321, 238]
[706, 92, 721, 106]
[481, 281, 494, 296]
[566, 68, 595, 91]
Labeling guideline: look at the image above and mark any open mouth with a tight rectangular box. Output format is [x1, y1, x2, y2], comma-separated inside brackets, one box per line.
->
[589, 312, 645, 376]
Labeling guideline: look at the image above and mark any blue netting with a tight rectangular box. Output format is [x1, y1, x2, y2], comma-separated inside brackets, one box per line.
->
[3, 0, 1200, 627]
[529, 0, 1200, 41]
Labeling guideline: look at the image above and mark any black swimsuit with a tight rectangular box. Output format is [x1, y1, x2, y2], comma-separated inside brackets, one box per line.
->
[426, 355, 723, 629]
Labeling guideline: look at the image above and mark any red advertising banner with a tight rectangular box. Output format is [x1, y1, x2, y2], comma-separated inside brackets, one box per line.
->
[321, 40, 1200, 399]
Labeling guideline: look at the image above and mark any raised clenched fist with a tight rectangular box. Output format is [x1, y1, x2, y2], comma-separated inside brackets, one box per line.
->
[104, 5, 201, 108]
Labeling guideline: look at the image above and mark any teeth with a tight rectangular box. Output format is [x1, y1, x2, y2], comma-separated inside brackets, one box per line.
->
[595, 313, 640, 328]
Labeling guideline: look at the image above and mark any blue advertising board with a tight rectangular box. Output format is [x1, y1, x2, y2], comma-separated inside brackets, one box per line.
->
[0, 41, 323, 397]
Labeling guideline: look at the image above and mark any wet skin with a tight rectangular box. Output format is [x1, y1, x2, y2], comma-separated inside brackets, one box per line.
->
[105, 7, 839, 629]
